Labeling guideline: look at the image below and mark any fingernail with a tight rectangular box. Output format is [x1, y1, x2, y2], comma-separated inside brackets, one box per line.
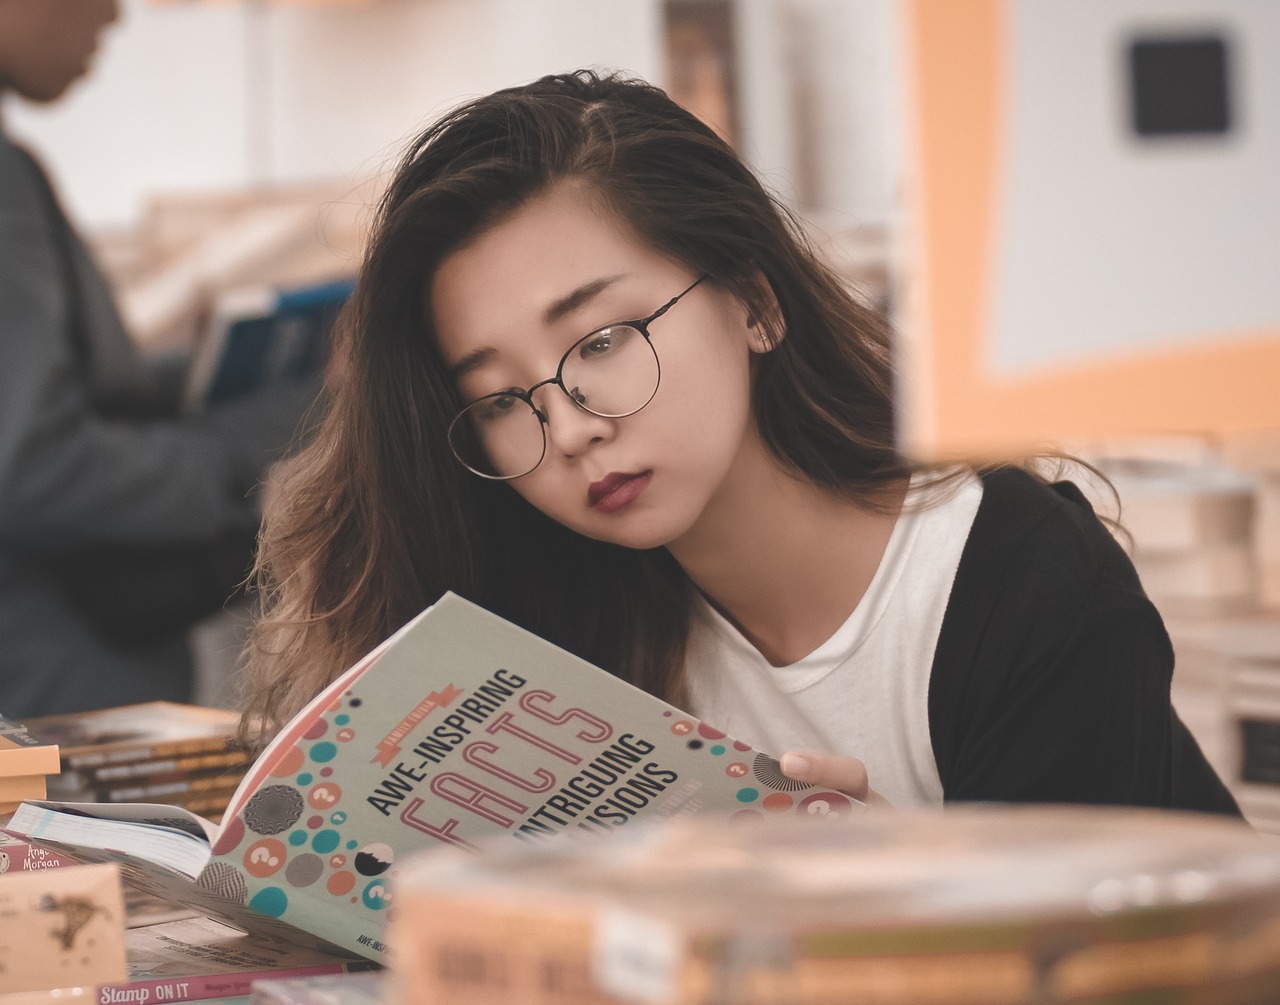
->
[780, 752, 811, 777]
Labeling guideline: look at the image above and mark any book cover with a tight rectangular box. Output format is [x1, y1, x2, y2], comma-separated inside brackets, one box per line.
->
[0, 830, 77, 873]
[22, 704, 239, 770]
[4, 594, 857, 963]
[182, 277, 354, 414]
[0, 774, 47, 803]
[92, 916, 372, 1005]
[0, 862, 127, 994]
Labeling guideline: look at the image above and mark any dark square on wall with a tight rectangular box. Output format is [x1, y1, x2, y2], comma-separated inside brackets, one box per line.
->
[1128, 35, 1231, 136]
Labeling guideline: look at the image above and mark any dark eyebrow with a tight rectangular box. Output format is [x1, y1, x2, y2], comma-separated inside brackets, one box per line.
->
[449, 274, 627, 381]
[448, 346, 496, 382]
[543, 274, 626, 326]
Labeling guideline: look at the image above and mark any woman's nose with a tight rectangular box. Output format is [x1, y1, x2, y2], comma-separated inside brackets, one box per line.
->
[536, 384, 615, 459]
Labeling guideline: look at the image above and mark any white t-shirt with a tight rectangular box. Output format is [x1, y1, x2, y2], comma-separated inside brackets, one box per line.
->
[683, 473, 984, 806]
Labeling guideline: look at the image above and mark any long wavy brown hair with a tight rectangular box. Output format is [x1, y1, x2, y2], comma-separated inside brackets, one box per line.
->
[239, 69, 918, 747]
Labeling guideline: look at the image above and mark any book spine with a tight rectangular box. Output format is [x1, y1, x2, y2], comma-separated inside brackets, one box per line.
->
[95, 964, 354, 1004]
[1240, 716, 1280, 786]
[104, 774, 245, 802]
[90, 750, 252, 782]
[66, 738, 238, 769]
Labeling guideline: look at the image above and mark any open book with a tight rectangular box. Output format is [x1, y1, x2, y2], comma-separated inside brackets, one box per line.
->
[181, 276, 354, 414]
[5, 593, 857, 962]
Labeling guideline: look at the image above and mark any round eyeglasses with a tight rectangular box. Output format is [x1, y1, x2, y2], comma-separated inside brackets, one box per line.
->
[447, 276, 706, 480]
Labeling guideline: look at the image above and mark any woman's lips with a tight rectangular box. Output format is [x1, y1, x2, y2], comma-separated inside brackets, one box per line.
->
[588, 471, 652, 513]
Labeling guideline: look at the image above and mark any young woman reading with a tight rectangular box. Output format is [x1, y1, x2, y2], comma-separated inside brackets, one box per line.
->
[241, 70, 1239, 816]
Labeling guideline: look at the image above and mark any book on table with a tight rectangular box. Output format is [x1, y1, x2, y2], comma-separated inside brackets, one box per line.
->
[21, 702, 240, 770]
[100, 915, 374, 1004]
[0, 712, 60, 777]
[0, 828, 77, 873]
[22, 702, 250, 820]
[248, 970, 385, 1005]
[1, 712, 60, 815]
[3, 593, 858, 963]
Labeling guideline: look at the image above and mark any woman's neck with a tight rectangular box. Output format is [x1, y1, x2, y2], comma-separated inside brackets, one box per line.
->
[666, 445, 908, 667]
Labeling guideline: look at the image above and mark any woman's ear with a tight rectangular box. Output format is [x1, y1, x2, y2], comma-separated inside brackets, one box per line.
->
[743, 270, 784, 354]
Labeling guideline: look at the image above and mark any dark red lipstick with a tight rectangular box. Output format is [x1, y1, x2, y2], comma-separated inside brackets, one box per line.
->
[588, 471, 652, 513]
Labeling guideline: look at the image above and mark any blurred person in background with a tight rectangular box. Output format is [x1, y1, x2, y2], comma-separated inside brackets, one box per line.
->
[0, 0, 320, 717]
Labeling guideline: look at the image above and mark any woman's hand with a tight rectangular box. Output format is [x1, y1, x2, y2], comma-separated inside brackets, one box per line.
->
[780, 751, 892, 808]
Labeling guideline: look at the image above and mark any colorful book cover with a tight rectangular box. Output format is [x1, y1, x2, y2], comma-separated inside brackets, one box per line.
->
[4, 594, 857, 963]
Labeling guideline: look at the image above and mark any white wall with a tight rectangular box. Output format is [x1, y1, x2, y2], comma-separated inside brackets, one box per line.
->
[4, 0, 666, 230]
[3, 0, 900, 234]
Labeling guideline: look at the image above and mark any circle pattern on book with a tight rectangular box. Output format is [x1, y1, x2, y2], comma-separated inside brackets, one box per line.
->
[286, 853, 325, 887]
[198, 860, 249, 904]
[797, 791, 855, 818]
[244, 784, 305, 835]
[752, 753, 808, 792]
[354, 843, 393, 876]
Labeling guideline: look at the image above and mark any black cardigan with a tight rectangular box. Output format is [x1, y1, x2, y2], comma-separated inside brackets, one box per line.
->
[928, 468, 1241, 816]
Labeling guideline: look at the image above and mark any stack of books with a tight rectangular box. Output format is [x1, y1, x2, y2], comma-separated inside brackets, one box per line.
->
[0, 712, 60, 815]
[1101, 457, 1260, 619]
[22, 702, 250, 821]
[1223, 430, 1280, 610]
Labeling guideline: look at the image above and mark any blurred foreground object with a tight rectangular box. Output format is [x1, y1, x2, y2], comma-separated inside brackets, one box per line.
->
[0, 863, 126, 995]
[390, 805, 1280, 1005]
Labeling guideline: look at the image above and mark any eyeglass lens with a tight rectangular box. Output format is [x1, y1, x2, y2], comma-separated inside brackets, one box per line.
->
[449, 322, 660, 479]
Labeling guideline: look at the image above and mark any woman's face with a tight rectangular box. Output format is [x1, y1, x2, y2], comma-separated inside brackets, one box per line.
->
[430, 183, 770, 552]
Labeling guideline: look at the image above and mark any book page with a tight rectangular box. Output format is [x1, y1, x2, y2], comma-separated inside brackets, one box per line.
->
[5, 802, 212, 877]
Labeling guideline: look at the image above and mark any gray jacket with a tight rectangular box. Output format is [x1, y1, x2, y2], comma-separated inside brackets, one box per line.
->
[0, 130, 317, 716]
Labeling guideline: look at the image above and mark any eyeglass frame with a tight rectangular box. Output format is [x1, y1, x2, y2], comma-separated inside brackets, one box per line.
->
[447, 274, 707, 480]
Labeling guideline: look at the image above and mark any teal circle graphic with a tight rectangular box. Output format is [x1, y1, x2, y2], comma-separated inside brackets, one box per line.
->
[335, 714, 350, 725]
[296, 772, 313, 786]
[312, 829, 341, 854]
[288, 831, 307, 846]
[362, 879, 388, 910]
[309, 742, 338, 763]
[710, 744, 726, 755]
[330, 811, 347, 825]
[735, 787, 760, 803]
[249, 887, 288, 918]
[346, 839, 358, 850]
